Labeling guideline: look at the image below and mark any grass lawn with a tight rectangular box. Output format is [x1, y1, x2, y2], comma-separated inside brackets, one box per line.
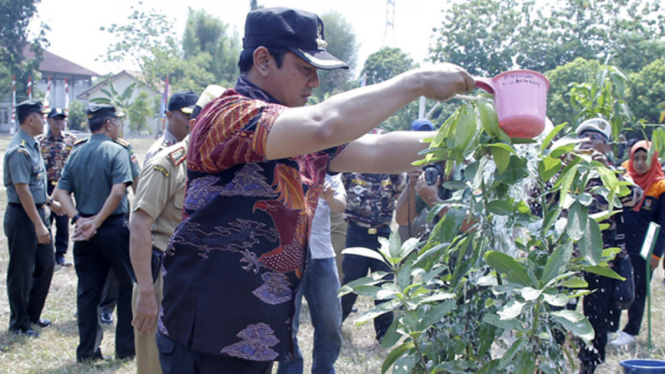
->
[0, 135, 662, 373]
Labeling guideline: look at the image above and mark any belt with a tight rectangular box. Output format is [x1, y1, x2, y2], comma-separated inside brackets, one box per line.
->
[350, 221, 389, 235]
[9, 202, 45, 209]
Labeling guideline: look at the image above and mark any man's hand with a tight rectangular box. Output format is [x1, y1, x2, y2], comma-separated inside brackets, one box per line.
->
[73, 216, 98, 241]
[35, 222, 50, 244]
[407, 170, 422, 189]
[50, 201, 64, 216]
[413, 64, 475, 102]
[321, 182, 335, 201]
[132, 288, 159, 335]
[415, 173, 442, 206]
[651, 256, 660, 272]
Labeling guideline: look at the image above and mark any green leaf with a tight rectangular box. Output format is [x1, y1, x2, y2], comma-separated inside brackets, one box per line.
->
[543, 293, 568, 307]
[485, 251, 533, 286]
[541, 123, 567, 152]
[381, 342, 415, 374]
[520, 287, 542, 301]
[578, 193, 593, 206]
[419, 300, 456, 330]
[477, 99, 500, 137]
[487, 200, 513, 216]
[560, 276, 588, 289]
[539, 156, 562, 182]
[551, 310, 594, 342]
[380, 321, 401, 349]
[342, 247, 388, 266]
[540, 242, 573, 287]
[565, 201, 587, 241]
[578, 265, 624, 280]
[498, 336, 527, 369]
[498, 300, 526, 320]
[578, 218, 603, 265]
[491, 146, 511, 173]
[482, 313, 524, 331]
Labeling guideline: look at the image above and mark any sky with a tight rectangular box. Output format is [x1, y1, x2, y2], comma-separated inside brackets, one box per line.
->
[32, 0, 452, 78]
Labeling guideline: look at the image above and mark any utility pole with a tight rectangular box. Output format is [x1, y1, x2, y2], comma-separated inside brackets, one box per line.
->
[383, 0, 396, 47]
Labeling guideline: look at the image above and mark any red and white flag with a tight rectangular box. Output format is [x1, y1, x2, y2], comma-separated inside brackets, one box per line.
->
[64, 78, 70, 130]
[11, 75, 16, 135]
[43, 76, 51, 114]
[27, 76, 32, 99]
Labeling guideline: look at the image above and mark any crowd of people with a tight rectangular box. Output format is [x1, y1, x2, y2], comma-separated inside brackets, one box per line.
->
[2, 6, 663, 374]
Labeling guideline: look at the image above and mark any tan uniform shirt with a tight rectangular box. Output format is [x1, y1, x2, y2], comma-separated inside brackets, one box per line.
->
[132, 137, 188, 252]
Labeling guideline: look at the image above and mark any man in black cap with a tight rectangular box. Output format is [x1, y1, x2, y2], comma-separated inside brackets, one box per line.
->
[158, 7, 473, 373]
[145, 91, 198, 163]
[54, 103, 136, 362]
[37, 108, 77, 266]
[3, 99, 59, 338]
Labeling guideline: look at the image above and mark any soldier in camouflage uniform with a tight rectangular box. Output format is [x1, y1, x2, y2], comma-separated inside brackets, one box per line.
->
[38, 108, 77, 266]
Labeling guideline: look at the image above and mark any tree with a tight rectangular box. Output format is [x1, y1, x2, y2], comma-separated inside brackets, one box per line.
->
[67, 100, 87, 131]
[514, 0, 665, 73]
[430, 0, 665, 76]
[429, 0, 521, 77]
[361, 47, 419, 131]
[312, 11, 358, 99]
[545, 58, 604, 128]
[182, 8, 240, 88]
[103, 5, 240, 95]
[628, 59, 665, 126]
[0, 0, 48, 101]
[90, 80, 154, 134]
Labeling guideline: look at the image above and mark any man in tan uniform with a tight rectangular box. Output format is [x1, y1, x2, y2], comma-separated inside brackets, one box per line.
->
[128, 85, 224, 374]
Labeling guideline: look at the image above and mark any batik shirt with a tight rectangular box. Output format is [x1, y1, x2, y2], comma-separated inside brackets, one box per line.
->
[37, 131, 76, 183]
[160, 76, 345, 361]
[342, 172, 406, 228]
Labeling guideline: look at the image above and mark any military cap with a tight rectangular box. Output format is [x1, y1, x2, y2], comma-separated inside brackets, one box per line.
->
[16, 99, 48, 118]
[576, 118, 612, 141]
[86, 103, 125, 121]
[168, 91, 199, 114]
[47, 108, 67, 119]
[243, 7, 348, 70]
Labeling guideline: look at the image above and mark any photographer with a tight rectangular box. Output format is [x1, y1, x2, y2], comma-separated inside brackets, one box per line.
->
[395, 162, 449, 239]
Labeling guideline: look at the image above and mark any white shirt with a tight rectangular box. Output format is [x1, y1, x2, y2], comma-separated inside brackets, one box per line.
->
[309, 174, 346, 259]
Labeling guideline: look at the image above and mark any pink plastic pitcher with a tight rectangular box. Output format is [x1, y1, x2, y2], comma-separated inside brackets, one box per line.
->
[475, 70, 550, 139]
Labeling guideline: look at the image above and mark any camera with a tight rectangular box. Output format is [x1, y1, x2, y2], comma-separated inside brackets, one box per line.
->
[423, 164, 444, 186]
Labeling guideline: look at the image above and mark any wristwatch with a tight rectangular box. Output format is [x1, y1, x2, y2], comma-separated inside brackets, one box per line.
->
[71, 213, 81, 225]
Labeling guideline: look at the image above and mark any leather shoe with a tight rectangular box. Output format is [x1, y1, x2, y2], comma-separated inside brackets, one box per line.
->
[32, 318, 52, 328]
[55, 255, 72, 267]
[13, 329, 39, 338]
[100, 312, 113, 324]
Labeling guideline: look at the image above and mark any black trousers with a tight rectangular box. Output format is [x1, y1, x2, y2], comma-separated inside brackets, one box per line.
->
[4, 204, 54, 332]
[623, 254, 652, 336]
[157, 331, 274, 374]
[47, 183, 69, 257]
[578, 272, 620, 372]
[340, 222, 394, 339]
[73, 214, 135, 361]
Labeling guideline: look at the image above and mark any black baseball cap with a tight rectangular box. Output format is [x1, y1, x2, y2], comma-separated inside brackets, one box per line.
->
[168, 91, 199, 114]
[47, 108, 67, 119]
[16, 99, 48, 118]
[86, 104, 125, 121]
[243, 7, 349, 70]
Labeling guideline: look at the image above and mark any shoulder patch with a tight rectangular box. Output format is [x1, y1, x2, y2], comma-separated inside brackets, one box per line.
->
[20, 140, 27, 148]
[114, 138, 130, 148]
[153, 165, 170, 177]
[17, 147, 30, 156]
[169, 147, 186, 166]
[74, 138, 89, 147]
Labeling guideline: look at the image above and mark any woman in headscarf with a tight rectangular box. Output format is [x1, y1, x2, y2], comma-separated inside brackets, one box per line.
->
[610, 140, 665, 349]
